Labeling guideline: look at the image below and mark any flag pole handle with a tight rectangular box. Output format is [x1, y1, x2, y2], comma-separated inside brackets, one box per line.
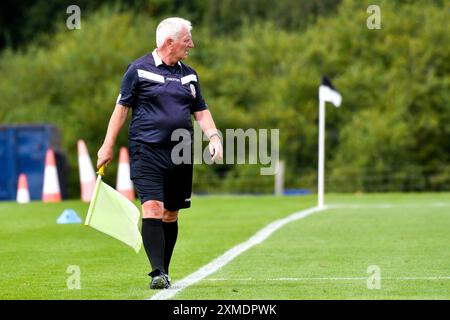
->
[97, 165, 106, 176]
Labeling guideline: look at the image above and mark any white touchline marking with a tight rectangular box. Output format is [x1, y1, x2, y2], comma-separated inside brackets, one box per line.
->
[148, 205, 327, 300]
[328, 202, 450, 209]
[204, 277, 450, 281]
[148, 201, 450, 300]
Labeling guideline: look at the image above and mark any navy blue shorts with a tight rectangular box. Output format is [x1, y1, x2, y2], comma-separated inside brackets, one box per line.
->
[128, 140, 192, 211]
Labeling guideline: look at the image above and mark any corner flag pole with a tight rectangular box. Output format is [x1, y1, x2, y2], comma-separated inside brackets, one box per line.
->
[318, 98, 326, 208]
[317, 76, 342, 209]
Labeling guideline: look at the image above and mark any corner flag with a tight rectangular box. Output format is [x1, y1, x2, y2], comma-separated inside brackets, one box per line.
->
[317, 75, 342, 208]
[319, 76, 342, 107]
[84, 166, 142, 253]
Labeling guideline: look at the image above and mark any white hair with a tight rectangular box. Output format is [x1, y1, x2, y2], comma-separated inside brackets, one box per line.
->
[156, 17, 192, 48]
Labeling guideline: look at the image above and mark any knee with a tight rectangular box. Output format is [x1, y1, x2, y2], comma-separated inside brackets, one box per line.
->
[163, 210, 178, 222]
[142, 200, 164, 219]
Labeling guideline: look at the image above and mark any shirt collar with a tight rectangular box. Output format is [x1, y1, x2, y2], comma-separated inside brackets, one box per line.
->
[152, 49, 181, 67]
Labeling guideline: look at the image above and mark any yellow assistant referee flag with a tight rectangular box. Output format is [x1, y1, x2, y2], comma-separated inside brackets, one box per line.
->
[84, 165, 142, 253]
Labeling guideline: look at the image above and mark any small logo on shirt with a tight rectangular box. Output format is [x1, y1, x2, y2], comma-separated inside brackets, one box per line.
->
[166, 77, 180, 82]
[190, 84, 196, 98]
[185, 198, 191, 202]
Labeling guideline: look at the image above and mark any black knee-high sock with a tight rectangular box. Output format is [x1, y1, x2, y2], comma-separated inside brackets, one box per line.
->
[162, 220, 178, 275]
[142, 218, 165, 276]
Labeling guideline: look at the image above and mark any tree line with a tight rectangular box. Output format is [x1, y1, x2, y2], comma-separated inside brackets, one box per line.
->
[0, 0, 448, 196]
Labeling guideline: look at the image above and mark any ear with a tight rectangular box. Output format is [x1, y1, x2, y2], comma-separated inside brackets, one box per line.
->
[165, 37, 174, 47]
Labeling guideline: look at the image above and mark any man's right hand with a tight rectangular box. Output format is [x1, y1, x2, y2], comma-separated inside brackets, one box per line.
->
[97, 144, 114, 169]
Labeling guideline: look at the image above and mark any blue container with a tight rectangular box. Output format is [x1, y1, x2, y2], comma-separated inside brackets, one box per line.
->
[283, 188, 312, 196]
[0, 124, 68, 201]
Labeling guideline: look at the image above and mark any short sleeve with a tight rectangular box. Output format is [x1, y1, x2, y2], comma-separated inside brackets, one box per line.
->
[190, 72, 208, 113]
[117, 64, 139, 108]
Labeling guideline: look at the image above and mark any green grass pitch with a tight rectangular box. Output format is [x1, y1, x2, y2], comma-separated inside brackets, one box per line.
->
[0, 193, 449, 299]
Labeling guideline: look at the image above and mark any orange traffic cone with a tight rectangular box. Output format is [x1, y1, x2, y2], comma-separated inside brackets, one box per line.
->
[16, 173, 30, 204]
[77, 139, 96, 202]
[116, 147, 135, 201]
[42, 149, 62, 202]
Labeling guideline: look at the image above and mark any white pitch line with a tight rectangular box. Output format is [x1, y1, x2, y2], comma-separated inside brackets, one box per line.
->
[148, 201, 449, 300]
[328, 202, 450, 209]
[204, 277, 450, 281]
[148, 205, 326, 300]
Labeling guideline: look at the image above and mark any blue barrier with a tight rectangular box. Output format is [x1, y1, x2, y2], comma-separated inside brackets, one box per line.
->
[283, 189, 312, 196]
[0, 124, 68, 201]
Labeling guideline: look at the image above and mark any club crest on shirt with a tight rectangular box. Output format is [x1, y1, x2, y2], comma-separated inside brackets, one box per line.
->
[190, 83, 196, 98]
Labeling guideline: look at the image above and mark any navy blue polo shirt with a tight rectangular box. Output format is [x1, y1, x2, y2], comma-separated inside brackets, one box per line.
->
[117, 49, 208, 145]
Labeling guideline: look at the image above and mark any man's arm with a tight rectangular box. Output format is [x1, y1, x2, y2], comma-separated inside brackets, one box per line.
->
[97, 104, 130, 168]
[193, 109, 223, 162]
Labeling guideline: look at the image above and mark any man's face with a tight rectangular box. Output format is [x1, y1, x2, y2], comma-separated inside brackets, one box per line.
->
[170, 27, 194, 61]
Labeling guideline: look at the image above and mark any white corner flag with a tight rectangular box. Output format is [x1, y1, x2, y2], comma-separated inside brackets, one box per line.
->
[85, 166, 142, 253]
[319, 76, 342, 107]
[318, 76, 342, 208]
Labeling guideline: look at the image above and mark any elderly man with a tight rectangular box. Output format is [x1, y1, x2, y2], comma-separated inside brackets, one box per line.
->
[97, 17, 222, 289]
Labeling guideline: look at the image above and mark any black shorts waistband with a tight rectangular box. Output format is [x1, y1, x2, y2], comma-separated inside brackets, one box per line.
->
[129, 139, 191, 150]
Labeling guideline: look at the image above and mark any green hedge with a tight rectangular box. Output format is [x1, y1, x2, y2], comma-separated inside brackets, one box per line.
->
[0, 0, 448, 196]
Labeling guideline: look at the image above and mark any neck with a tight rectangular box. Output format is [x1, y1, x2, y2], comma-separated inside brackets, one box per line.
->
[156, 48, 177, 66]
